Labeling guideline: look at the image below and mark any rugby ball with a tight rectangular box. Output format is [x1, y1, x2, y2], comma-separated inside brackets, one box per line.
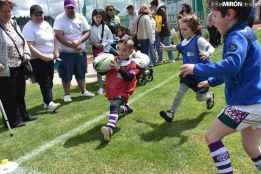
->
[130, 51, 150, 68]
[93, 53, 116, 73]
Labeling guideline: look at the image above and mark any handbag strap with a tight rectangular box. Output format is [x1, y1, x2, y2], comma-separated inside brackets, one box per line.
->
[100, 23, 105, 43]
[0, 21, 25, 61]
[135, 14, 144, 35]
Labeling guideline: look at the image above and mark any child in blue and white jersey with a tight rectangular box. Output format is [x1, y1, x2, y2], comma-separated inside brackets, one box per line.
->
[160, 15, 215, 122]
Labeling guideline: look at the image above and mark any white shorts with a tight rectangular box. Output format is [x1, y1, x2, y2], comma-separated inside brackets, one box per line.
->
[218, 103, 261, 130]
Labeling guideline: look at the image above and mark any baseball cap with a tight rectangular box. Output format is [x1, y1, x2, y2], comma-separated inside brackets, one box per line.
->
[126, 5, 134, 10]
[64, 0, 76, 8]
[30, 5, 43, 15]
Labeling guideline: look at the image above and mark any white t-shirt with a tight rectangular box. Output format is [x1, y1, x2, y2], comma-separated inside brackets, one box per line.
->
[53, 12, 90, 53]
[22, 20, 54, 59]
[89, 24, 113, 53]
[128, 13, 137, 34]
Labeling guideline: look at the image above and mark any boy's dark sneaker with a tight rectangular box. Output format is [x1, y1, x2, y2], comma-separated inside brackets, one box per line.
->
[206, 92, 215, 110]
[159, 110, 174, 123]
[125, 105, 133, 114]
[120, 105, 133, 115]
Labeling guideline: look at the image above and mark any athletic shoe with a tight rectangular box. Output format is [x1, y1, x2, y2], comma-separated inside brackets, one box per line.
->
[101, 126, 113, 141]
[206, 92, 215, 110]
[159, 110, 174, 123]
[64, 95, 72, 102]
[125, 105, 133, 114]
[119, 105, 133, 115]
[80, 90, 95, 97]
[97, 88, 104, 95]
[47, 101, 61, 112]
[168, 60, 175, 64]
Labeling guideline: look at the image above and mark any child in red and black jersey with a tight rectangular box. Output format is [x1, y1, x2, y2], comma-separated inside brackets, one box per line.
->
[101, 38, 140, 141]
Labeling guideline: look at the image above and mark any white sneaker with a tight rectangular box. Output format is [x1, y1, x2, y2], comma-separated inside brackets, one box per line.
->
[64, 95, 72, 102]
[97, 88, 104, 95]
[80, 90, 95, 97]
[101, 126, 113, 141]
[47, 101, 61, 112]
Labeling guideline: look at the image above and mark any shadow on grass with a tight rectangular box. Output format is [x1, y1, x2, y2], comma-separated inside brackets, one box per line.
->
[63, 124, 121, 150]
[0, 119, 14, 134]
[70, 82, 99, 94]
[0, 125, 8, 134]
[27, 82, 99, 116]
[27, 95, 95, 116]
[138, 112, 210, 147]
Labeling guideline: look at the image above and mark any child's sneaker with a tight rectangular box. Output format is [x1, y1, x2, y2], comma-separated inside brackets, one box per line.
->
[101, 126, 113, 141]
[159, 110, 174, 123]
[125, 105, 133, 114]
[47, 101, 61, 112]
[119, 105, 133, 115]
[64, 95, 72, 102]
[80, 90, 95, 97]
[206, 92, 215, 110]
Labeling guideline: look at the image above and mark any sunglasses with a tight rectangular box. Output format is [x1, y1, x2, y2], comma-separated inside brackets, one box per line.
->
[66, 6, 75, 10]
[107, 8, 114, 11]
[34, 12, 43, 17]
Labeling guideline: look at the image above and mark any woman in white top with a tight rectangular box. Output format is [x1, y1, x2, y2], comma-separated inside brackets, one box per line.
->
[134, 5, 154, 55]
[23, 5, 60, 112]
[89, 9, 113, 95]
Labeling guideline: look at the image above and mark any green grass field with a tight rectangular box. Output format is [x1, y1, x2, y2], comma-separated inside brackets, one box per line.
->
[0, 30, 261, 174]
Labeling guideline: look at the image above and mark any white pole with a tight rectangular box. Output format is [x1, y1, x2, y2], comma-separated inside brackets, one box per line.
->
[46, 0, 50, 16]
[0, 100, 13, 137]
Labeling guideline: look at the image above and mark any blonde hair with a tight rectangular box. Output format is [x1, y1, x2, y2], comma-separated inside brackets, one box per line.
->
[138, 4, 151, 15]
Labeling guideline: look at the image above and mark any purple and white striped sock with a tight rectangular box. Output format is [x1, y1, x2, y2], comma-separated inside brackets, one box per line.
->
[252, 154, 261, 171]
[107, 113, 118, 128]
[208, 141, 233, 174]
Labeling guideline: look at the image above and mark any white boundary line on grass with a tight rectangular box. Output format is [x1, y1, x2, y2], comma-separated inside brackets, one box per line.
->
[16, 74, 177, 165]
[11, 167, 45, 174]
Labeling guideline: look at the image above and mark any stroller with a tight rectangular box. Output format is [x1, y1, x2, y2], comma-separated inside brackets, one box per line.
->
[130, 51, 154, 86]
[137, 67, 154, 86]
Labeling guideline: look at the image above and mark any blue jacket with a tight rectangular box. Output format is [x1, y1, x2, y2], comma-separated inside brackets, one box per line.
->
[177, 35, 210, 83]
[194, 22, 261, 105]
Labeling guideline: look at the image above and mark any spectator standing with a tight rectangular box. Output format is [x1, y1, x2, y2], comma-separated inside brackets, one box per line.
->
[126, 5, 137, 35]
[154, 5, 174, 64]
[207, 12, 221, 48]
[23, 5, 61, 112]
[0, 0, 36, 128]
[104, 5, 121, 35]
[134, 5, 154, 55]
[54, 0, 95, 102]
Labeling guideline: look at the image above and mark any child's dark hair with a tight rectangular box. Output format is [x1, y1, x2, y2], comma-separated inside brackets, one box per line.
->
[150, 0, 159, 7]
[116, 25, 130, 36]
[91, 9, 105, 26]
[179, 15, 202, 35]
[180, 3, 192, 14]
[208, 0, 252, 22]
[118, 36, 134, 50]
